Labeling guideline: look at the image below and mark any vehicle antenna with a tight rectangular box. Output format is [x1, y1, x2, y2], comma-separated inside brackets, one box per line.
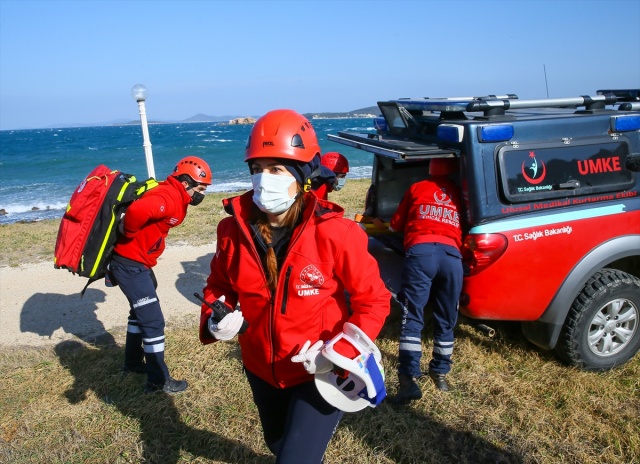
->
[543, 64, 550, 98]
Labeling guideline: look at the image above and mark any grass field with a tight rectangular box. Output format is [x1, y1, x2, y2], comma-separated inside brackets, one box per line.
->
[1, 179, 638, 463]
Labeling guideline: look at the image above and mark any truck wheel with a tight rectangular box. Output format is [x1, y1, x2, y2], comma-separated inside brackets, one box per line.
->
[555, 269, 640, 371]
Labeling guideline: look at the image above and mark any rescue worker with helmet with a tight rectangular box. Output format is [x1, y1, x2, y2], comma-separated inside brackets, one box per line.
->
[388, 157, 464, 402]
[111, 156, 212, 394]
[313, 152, 350, 200]
[198, 109, 390, 463]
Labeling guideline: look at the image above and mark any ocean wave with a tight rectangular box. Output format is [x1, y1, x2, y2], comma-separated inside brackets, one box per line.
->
[0, 201, 67, 214]
[0, 206, 65, 224]
[211, 181, 252, 193]
[344, 126, 375, 132]
[348, 166, 373, 178]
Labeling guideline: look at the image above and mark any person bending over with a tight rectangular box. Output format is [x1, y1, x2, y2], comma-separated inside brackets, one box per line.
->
[111, 156, 212, 394]
[389, 157, 464, 403]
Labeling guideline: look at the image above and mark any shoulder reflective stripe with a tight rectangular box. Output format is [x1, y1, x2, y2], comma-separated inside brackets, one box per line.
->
[469, 205, 626, 234]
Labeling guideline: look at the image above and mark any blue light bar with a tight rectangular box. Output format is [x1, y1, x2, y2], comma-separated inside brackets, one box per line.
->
[374, 116, 388, 132]
[611, 115, 640, 132]
[437, 124, 464, 143]
[478, 124, 514, 142]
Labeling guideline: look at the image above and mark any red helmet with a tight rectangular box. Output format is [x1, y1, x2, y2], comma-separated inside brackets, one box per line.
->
[321, 152, 349, 174]
[429, 157, 458, 177]
[245, 109, 320, 163]
[173, 156, 212, 185]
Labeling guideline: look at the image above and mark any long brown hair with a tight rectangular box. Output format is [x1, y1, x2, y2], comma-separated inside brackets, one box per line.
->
[255, 184, 305, 292]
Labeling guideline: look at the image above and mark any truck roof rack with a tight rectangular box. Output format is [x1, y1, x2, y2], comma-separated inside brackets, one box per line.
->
[596, 89, 640, 101]
[387, 91, 639, 118]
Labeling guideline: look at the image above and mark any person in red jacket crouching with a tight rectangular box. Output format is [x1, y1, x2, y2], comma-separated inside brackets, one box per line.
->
[111, 156, 212, 394]
[199, 109, 390, 464]
[388, 157, 464, 403]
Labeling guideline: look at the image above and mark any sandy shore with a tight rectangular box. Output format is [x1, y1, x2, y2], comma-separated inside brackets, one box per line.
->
[0, 243, 216, 348]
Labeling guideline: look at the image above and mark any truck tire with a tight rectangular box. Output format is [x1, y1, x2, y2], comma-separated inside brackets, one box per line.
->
[555, 268, 640, 371]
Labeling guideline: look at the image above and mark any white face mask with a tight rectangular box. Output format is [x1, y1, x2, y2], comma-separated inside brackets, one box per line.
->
[333, 177, 347, 191]
[251, 172, 297, 214]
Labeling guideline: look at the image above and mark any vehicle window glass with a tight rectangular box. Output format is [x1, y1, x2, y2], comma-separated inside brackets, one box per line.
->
[498, 139, 633, 203]
[373, 157, 431, 219]
[380, 104, 407, 133]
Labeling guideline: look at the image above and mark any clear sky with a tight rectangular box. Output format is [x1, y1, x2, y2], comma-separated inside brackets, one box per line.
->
[1, 0, 639, 130]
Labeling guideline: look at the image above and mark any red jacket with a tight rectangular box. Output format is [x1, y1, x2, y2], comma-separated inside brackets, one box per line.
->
[390, 176, 463, 250]
[314, 183, 330, 200]
[199, 191, 391, 389]
[113, 175, 191, 267]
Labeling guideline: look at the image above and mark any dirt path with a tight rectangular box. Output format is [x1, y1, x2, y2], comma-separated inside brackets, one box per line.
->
[0, 244, 215, 348]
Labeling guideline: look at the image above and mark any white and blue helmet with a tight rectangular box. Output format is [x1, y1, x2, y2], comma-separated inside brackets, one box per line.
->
[314, 322, 386, 412]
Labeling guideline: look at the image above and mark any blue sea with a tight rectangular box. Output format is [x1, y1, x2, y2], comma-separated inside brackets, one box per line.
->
[0, 118, 376, 225]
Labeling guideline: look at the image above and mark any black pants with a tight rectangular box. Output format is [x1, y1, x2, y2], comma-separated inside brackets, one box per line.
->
[110, 258, 169, 385]
[245, 369, 343, 464]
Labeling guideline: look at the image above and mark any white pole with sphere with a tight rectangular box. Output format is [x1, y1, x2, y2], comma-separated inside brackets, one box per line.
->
[131, 84, 156, 179]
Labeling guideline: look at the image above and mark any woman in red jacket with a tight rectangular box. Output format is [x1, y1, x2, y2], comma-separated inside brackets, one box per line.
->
[199, 109, 390, 463]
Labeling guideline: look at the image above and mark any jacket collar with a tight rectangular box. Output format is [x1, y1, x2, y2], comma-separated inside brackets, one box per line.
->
[165, 175, 193, 205]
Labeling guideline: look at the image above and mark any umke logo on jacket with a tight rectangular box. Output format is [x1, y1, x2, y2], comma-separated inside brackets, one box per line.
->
[418, 187, 459, 227]
[296, 264, 324, 296]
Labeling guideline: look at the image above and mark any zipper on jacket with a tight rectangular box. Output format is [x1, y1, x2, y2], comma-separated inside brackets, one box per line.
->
[269, 294, 278, 384]
[280, 265, 293, 314]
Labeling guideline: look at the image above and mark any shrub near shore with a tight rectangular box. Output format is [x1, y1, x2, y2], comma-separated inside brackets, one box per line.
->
[1, 178, 638, 463]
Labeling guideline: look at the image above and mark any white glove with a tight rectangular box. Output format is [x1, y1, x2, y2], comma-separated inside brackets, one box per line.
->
[291, 340, 333, 374]
[208, 309, 245, 341]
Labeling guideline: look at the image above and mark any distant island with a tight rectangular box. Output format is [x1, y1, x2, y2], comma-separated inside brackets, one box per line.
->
[114, 106, 380, 127]
[306, 106, 379, 119]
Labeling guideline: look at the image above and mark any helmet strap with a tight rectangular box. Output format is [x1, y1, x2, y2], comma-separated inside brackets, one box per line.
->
[303, 166, 322, 192]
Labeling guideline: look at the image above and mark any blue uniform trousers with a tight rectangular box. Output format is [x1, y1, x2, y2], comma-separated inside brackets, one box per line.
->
[245, 368, 343, 464]
[397, 242, 463, 377]
[110, 258, 169, 386]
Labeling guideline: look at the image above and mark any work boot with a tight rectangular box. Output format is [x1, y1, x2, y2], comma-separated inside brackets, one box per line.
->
[144, 377, 188, 394]
[122, 361, 146, 374]
[389, 374, 422, 405]
[428, 369, 450, 392]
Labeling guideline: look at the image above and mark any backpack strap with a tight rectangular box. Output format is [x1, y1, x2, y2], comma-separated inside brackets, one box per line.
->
[80, 275, 102, 297]
[136, 178, 159, 195]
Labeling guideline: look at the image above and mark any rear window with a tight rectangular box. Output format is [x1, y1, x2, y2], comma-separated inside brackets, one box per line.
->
[498, 138, 634, 203]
